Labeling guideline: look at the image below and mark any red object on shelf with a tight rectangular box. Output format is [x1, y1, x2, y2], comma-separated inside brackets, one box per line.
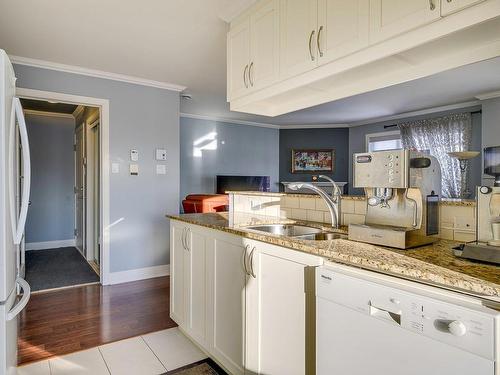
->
[182, 194, 229, 213]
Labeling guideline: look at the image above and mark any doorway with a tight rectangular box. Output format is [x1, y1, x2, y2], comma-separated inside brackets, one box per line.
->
[19, 99, 102, 292]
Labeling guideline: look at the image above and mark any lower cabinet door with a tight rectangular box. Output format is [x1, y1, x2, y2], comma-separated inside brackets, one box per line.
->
[170, 222, 186, 325]
[207, 234, 247, 375]
[183, 227, 208, 347]
[245, 241, 322, 375]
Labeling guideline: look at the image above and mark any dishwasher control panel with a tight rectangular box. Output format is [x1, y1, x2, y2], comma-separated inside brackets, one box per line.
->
[316, 267, 498, 360]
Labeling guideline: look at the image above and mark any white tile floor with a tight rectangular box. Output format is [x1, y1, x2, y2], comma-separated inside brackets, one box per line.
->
[17, 327, 208, 375]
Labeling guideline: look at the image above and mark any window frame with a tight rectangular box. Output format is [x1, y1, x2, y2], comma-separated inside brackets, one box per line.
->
[365, 130, 402, 152]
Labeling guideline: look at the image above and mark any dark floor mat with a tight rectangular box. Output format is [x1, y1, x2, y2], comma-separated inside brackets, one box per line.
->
[25, 247, 99, 291]
[164, 359, 227, 374]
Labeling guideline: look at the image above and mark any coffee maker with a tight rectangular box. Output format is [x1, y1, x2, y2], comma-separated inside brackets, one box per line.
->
[454, 146, 500, 264]
[349, 149, 441, 249]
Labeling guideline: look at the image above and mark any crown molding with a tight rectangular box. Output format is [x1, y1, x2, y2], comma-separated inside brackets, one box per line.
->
[279, 123, 349, 129]
[10, 55, 187, 92]
[180, 113, 280, 129]
[475, 90, 500, 100]
[23, 109, 75, 119]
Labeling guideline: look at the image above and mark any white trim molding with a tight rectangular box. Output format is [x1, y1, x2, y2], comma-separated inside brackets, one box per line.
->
[26, 239, 76, 251]
[10, 55, 187, 92]
[72, 105, 84, 118]
[23, 109, 75, 119]
[180, 112, 280, 129]
[107, 264, 170, 285]
[475, 90, 500, 100]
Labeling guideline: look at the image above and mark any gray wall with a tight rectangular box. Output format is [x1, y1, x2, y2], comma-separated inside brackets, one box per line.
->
[348, 107, 483, 195]
[25, 114, 75, 243]
[14, 64, 180, 273]
[279, 128, 349, 187]
[180, 117, 280, 200]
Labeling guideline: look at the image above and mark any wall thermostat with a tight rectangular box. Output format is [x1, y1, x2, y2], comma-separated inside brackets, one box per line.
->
[130, 164, 139, 176]
[156, 148, 167, 161]
[130, 149, 139, 161]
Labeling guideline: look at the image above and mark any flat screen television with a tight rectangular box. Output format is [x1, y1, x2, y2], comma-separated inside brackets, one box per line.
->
[216, 175, 270, 194]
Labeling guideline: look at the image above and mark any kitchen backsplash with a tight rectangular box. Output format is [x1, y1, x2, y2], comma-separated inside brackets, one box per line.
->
[229, 192, 476, 242]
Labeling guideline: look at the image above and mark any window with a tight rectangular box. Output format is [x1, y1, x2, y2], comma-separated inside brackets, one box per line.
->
[365, 130, 402, 152]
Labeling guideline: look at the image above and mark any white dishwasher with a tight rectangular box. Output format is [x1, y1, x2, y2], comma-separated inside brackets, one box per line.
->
[316, 264, 500, 375]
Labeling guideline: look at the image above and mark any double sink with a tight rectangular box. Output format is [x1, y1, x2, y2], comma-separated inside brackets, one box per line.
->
[245, 224, 346, 241]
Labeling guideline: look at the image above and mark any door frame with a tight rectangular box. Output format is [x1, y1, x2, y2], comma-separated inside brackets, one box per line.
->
[85, 119, 100, 264]
[74, 121, 86, 255]
[16, 88, 110, 285]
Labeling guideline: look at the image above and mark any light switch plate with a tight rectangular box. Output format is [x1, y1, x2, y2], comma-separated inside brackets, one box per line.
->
[130, 149, 139, 161]
[130, 164, 139, 175]
[156, 164, 166, 175]
[111, 163, 120, 174]
[156, 148, 167, 161]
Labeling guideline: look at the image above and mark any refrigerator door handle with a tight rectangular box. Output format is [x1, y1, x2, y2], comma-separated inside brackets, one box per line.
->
[6, 277, 31, 321]
[9, 97, 31, 245]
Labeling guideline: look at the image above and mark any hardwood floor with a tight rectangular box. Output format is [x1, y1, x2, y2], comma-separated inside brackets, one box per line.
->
[18, 276, 177, 365]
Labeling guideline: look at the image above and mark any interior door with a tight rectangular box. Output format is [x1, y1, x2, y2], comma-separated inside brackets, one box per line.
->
[279, 0, 318, 79]
[369, 0, 441, 43]
[317, 0, 370, 65]
[249, 0, 280, 90]
[227, 19, 251, 100]
[75, 124, 85, 253]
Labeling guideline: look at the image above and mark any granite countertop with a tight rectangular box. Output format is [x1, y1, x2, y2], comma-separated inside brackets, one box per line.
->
[167, 212, 500, 302]
[226, 191, 476, 206]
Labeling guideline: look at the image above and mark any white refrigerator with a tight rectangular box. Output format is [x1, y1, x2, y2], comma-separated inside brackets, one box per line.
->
[0, 49, 31, 375]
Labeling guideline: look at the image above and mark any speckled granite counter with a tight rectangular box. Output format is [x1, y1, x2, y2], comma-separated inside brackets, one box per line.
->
[167, 212, 500, 302]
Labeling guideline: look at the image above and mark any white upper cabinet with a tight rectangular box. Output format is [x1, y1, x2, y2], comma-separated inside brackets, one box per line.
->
[441, 0, 485, 15]
[227, 0, 279, 100]
[250, 0, 280, 90]
[279, 0, 318, 79]
[227, 19, 251, 100]
[317, 0, 370, 65]
[369, 0, 442, 43]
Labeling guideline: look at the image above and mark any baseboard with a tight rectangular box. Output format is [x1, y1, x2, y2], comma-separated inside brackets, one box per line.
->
[26, 239, 76, 251]
[106, 264, 170, 285]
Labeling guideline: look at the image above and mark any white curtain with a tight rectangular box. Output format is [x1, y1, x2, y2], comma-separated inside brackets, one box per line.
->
[398, 113, 472, 198]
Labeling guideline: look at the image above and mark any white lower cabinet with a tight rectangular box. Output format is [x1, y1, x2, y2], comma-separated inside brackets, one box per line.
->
[169, 220, 323, 375]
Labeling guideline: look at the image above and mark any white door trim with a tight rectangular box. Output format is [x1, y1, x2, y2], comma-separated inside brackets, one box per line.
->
[16, 88, 111, 285]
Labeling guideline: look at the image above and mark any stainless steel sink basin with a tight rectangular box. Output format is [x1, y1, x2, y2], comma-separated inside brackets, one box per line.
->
[245, 224, 346, 241]
[245, 224, 322, 237]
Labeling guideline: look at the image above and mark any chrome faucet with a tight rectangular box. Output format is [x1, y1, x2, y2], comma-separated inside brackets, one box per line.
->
[287, 182, 339, 228]
[318, 175, 342, 203]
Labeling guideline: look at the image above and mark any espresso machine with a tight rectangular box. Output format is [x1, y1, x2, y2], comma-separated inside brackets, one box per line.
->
[349, 149, 441, 249]
[454, 146, 500, 264]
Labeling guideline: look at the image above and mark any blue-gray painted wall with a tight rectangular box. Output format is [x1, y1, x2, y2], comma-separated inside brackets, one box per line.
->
[180, 117, 280, 200]
[25, 114, 75, 243]
[279, 128, 350, 187]
[14, 64, 180, 273]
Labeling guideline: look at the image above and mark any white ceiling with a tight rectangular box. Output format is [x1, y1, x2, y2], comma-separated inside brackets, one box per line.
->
[1, 0, 499, 126]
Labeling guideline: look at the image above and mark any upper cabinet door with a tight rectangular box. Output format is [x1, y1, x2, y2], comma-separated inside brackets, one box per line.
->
[227, 19, 251, 100]
[279, 0, 318, 79]
[441, 0, 484, 15]
[249, 0, 280, 90]
[317, 0, 370, 65]
[369, 0, 441, 43]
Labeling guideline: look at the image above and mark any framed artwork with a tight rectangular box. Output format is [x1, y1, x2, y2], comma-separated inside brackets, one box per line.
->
[291, 149, 335, 173]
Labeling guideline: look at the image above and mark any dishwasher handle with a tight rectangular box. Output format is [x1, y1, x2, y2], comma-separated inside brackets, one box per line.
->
[369, 301, 402, 325]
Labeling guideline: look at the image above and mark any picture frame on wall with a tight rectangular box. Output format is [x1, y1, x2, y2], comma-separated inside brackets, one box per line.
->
[291, 149, 335, 173]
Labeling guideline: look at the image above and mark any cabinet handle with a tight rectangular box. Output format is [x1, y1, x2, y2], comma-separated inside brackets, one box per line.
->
[243, 244, 250, 275]
[185, 228, 191, 251]
[249, 62, 254, 87]
[249, 246, 256, 278]
[243, 64, 249, 88]
[308, 30, 316, 61]
[429, 0, 436, 10]
[181, 227, 187, 250]
[447, 0, 452, 2]
[317, 26, 324, 58]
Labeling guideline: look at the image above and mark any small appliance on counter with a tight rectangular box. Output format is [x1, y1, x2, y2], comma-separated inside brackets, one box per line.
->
[349, 149, 441, 249]
[454, 146, 500, 264]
